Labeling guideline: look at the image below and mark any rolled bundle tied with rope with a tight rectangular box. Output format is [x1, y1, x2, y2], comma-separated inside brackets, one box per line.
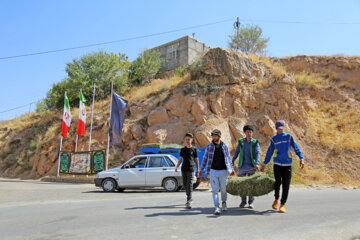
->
[226, 171, 275, 197]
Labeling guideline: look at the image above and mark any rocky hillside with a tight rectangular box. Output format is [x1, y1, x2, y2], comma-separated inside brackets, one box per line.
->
[1, 48, 359, 185]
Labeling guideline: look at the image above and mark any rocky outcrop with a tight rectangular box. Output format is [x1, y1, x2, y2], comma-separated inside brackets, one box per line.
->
[4, 48, 359, 184]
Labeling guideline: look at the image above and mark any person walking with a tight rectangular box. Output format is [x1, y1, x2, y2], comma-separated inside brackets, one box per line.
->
[232, 125, 260, 209]
[175, 133, 199, 209]
[261, 120, 304, 213]
[199, 129, 234, 215]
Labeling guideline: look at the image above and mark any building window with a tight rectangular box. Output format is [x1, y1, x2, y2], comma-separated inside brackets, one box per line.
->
[166, 44, 178, 62]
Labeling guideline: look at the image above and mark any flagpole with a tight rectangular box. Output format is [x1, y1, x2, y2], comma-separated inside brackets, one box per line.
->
[57, 91, 66, 177]
[105, 82, 113, 170]
[88, 83, 95, 151]
[75, 136, 78, 152]
[75, 88, 82, 152]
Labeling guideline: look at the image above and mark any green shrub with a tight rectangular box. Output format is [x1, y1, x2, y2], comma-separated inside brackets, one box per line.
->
[174, 66, 189, 77]
[189, 56, 204, 71]
[45, 51, 130, 109]
[129, 50, 163, 85]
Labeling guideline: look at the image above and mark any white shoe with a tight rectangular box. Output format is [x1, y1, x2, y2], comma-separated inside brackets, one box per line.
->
[214, 207, 221, 215]
[249, 203, 254, 209]
[222, 202, 227, 211]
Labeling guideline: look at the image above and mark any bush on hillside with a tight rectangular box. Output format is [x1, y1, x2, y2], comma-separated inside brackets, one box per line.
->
[174, 66, 189, 77]
[129, 49, 162, 85]
[44, 51, 131, 109]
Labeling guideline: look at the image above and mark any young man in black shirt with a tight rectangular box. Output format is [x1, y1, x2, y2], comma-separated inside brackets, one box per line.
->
[175, 133, 199, 209]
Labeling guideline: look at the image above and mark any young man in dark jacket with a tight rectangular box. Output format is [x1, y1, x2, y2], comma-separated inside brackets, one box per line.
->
[261, 120, 304, 213]
[232, 125, 260, 209]
[175, 133, 199, 209]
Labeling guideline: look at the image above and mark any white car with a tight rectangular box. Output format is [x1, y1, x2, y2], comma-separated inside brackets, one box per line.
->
[94, 154, 197, 192]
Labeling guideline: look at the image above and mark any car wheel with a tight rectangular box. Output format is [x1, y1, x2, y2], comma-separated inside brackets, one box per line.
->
[193, 180, 201, 190]
[163, 178, 178, 192]
[102, 178, 116, 192]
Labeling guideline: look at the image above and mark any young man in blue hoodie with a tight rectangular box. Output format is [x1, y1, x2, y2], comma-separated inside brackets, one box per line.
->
[232, 125, 260, 209]
[261, 120, 304, 213]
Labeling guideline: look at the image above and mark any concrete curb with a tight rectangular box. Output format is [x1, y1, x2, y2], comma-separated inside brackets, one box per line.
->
[41, 176, 95, 184]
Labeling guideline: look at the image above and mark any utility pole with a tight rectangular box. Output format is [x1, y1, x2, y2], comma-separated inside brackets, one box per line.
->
[233, 17, 241, 50]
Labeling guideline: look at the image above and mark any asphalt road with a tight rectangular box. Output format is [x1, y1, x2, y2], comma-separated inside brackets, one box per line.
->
[0, 178, 359, 240]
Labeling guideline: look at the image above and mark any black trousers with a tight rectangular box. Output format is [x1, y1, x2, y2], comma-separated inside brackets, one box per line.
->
[182, 171, 194, 201]
[274, 165, 292, 205]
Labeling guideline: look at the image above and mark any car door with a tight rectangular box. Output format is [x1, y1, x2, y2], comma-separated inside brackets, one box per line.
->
[146, 156, 169, 186]
[118, 156, 147, 187]
[162, 155, 180, 178]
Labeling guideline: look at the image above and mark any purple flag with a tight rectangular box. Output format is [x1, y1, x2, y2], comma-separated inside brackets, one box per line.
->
[109, 92, 128, 145]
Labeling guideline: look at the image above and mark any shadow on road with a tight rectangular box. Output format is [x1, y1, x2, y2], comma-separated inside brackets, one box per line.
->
[125, 204, 184, 210]
[139, 206, 277, 218]
[82, 188, 209, 194]
[82, 189, 166, 194]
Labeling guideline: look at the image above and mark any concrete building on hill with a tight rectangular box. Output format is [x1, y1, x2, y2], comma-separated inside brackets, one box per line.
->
[150, 35, 211, 72]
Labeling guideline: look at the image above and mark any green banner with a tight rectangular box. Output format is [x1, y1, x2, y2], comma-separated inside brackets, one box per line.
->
[60, 152, 71, 173]
[92, 150, 105, 173]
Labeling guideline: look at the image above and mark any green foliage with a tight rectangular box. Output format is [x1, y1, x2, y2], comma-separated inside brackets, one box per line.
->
[129, 50, 162, 85]
[228, 24, 269, 55]
[189, 56, 204, 71]
[36, 100, 47, 113]
[16, 152, 31, 170]
[45, 51, 131, 109]
[174, 66, 189, 77]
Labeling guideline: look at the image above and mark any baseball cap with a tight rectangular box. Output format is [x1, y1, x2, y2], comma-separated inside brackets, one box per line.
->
[211, 129, 222, 137]
[275, 120, 285, 129]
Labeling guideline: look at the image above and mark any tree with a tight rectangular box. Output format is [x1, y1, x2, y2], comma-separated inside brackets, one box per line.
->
[228, 24, 269, 55]
[45, 51, 131, 109]
[129, 49, 162, 85]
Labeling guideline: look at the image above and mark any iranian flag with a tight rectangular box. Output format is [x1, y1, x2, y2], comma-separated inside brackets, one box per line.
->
[76, 90, 86, 135]
[61, 94, 71, 137]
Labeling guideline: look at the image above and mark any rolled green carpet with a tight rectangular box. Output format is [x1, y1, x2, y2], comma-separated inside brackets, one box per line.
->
[226, 172, 275, 197]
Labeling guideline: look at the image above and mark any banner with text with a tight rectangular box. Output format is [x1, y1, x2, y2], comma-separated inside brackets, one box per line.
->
[59, 150, 106, 174]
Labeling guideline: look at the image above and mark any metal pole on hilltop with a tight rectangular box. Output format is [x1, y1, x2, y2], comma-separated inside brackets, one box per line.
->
[57, 91, 66, 177]
[105, 82, 113, 170]
[88, 83, 95, 151]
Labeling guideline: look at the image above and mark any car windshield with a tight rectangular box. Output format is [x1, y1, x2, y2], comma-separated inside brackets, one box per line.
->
[167, 155, 178, 164]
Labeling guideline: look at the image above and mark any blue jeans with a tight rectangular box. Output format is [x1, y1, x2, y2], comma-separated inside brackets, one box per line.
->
[210, 169, 228, 207]
[238, 169, 256, 204]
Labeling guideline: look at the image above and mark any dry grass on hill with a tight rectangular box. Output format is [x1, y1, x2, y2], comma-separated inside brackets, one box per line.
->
[307, 100, 360, 152]
[125, 74, 191, 102]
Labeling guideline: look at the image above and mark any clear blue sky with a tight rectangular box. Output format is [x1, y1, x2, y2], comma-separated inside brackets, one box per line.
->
[1, 0, 360, 120]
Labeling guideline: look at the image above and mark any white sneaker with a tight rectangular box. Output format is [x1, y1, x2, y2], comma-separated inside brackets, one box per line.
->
[214, 207, 221, 215]
[249, 203, 254, 209]
[221, 202, 227, 211]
